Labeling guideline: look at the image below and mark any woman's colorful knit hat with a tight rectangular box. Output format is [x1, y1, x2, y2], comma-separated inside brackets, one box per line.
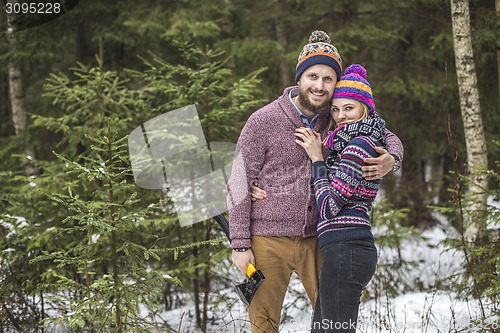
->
[333, 64, 376, 114]
[295, 31, 342, 82]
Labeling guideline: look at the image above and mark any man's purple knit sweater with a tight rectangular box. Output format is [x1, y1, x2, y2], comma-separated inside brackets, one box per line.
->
[227, 87, 404, 249]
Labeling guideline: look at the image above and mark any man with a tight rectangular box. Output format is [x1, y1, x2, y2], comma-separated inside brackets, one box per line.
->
[227, 31, 403, 332]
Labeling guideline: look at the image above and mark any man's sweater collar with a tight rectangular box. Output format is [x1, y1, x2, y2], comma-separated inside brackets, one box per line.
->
[278, 86, 331, 131]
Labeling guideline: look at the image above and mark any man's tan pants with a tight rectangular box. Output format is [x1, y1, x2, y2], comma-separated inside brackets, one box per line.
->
[248, 236, 322, 332]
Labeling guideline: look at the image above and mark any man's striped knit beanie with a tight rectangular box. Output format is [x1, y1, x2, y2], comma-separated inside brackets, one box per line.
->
[333, 64, 376, 114]
[295, 30, 342, 82]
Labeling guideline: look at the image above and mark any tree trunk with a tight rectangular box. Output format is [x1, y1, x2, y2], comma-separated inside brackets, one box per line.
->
[496, 0, 500, 116]
[192, 257, 202, 331]
[6, 1, 38, 176]
[201, 223, 211, 333]
[273, 0, 289, 87]
[450, 0, 489, 242]
[8, 66, 28, 135]
[0, 72, 9, 137]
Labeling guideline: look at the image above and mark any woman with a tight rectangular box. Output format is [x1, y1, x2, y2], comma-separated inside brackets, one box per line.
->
[294, 64, 385, 332]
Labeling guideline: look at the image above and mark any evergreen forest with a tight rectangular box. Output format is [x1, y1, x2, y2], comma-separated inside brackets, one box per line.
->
[0, 0, 499, 332]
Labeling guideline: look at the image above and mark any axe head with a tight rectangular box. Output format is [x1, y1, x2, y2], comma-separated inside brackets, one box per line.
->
[235, 264, 265, 306]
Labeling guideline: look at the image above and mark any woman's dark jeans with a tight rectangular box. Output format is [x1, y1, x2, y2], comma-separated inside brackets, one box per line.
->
[311, 239, 377, 333]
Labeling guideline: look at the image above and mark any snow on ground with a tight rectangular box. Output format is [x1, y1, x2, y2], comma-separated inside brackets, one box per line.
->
[166, 218, 499, 333]
[4, 198, 497, 332]
[167, 279, 498, 333]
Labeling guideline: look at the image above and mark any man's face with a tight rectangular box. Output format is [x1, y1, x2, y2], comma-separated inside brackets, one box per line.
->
[297, 64, 337, 115]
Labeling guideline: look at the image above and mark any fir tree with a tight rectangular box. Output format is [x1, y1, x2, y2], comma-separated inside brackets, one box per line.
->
[1, 35, 265, 331]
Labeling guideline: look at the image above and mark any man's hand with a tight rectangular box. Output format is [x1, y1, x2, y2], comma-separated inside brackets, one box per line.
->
[362, 147, 395, 180]
[250, 180, 267, 201]
[232, 249, 255, 276]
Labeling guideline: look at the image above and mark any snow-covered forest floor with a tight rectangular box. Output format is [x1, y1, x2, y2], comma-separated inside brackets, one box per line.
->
[165, 210, 499, 333]
[4, 200, 497, 332]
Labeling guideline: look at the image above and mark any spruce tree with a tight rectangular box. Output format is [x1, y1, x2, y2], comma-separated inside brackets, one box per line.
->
[129, 39, 265, 332]
[28, 54, 174, 332]
[1, 34, 265, 331]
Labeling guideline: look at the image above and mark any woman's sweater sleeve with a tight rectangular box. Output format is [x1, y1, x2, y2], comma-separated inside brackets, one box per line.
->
[311, 137, 375, 220]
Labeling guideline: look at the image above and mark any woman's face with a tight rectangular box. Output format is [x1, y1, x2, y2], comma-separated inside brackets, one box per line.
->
[331, 98, 365, 126]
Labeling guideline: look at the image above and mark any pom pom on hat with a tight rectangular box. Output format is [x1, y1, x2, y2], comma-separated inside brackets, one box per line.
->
[295, 30, 342, 82]
[333, 64, 376, 114]
[344, 63, 366, 78]
[308, 30, 331, 44]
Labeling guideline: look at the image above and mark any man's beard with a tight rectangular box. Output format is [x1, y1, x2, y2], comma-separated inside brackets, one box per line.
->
[297, 89, 332, 115]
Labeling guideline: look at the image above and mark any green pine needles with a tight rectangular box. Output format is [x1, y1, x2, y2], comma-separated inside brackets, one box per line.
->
[1, 40, 264, 332]
[32, 58, 174, 332]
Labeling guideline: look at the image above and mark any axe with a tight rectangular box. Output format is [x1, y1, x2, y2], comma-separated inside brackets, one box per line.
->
[210, 207, 265, 306]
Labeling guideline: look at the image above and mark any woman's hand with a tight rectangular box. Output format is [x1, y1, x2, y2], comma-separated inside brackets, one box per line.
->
[294, 127, 324, 162]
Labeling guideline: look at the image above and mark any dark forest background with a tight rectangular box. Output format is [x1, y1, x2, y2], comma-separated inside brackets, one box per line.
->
[0, 0, 498, 332]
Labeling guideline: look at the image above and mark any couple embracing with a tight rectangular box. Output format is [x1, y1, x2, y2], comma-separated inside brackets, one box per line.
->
[227, 30, 404, 333]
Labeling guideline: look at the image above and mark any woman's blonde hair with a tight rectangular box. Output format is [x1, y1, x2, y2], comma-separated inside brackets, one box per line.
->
[328, 100, 369, 131]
